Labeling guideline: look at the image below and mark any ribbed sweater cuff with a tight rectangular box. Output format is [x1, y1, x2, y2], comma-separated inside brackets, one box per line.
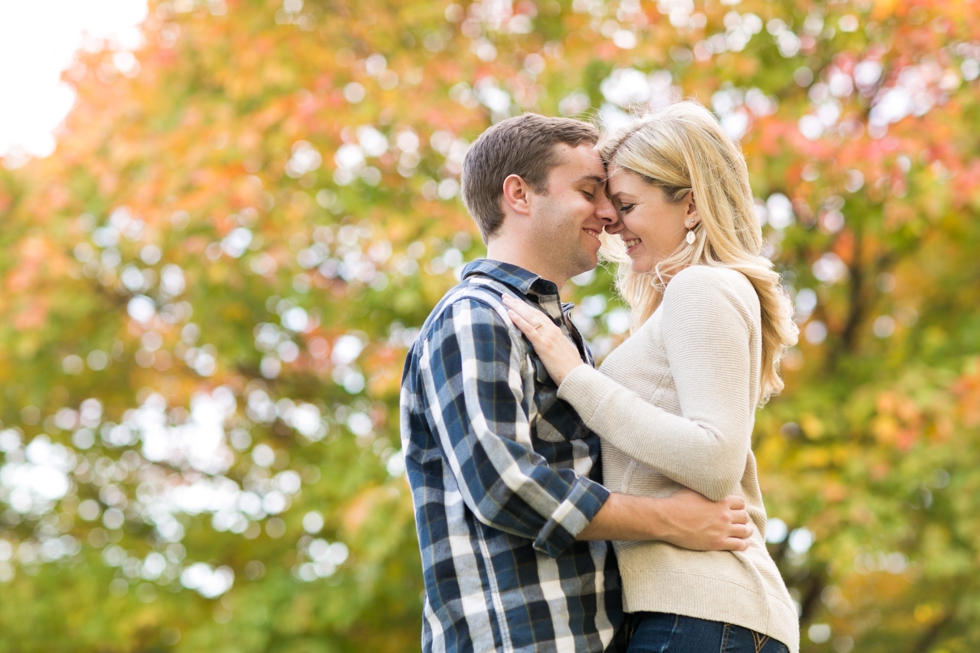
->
[557, 365, 611, 423]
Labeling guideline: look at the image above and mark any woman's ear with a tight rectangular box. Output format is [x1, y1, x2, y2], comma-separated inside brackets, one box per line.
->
[685, 192, 700, 228]
[502, 174, 532, 216]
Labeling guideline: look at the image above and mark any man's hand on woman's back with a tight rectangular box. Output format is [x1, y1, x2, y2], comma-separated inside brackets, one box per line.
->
[576, 488, 752, 551]
[656, 488, 752, 552]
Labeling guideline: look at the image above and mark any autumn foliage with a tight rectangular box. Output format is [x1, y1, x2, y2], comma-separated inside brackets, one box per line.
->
[1, 0, 980, 651]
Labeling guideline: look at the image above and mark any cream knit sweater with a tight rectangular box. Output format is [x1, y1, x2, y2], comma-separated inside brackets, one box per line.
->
[558, 265, 800, 653]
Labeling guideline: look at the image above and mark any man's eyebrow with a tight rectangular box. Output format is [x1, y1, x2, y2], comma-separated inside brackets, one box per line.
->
[578, 174, 606, 185]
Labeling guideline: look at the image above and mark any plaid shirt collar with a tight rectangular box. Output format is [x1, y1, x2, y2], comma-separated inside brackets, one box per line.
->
[461, 259, 558, 296]
[462, 259, 590, 362]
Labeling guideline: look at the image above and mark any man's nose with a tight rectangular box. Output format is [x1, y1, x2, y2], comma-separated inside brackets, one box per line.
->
[596, 195, 619, 229]
[595, 195, 621, 234]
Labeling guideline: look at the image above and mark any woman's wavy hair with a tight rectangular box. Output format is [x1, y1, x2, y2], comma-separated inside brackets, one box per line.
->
[599, 101, 798, 405]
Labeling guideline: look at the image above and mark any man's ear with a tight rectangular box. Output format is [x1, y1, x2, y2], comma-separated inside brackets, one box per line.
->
[501, 174, 532, 216]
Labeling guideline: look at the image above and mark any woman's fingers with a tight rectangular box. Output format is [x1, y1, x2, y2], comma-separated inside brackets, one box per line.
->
[501, 298, 537, 336]
[506, 307, 538, 339]
[502, 295, 557, 339]
[502, 295, 543, 324]
[501, 294, 583, 384]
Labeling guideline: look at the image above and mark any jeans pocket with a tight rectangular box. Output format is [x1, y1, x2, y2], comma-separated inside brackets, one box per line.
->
[720, 623, 772, 653]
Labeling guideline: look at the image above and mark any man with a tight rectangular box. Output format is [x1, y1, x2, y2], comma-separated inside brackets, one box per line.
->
[400, 114, 752, 653]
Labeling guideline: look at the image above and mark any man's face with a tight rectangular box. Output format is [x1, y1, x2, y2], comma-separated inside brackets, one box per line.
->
[525, 144, 617, 283]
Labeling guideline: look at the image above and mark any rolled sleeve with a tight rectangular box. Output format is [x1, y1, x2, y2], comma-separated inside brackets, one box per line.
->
[420, 298, 608, 557]
[533, 477, 609, 557]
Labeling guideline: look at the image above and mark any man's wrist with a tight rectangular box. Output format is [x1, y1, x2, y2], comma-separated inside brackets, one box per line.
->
[577, 492, 671, 542]
[638, 495, 675, 541]
[648, 497, 681, 542]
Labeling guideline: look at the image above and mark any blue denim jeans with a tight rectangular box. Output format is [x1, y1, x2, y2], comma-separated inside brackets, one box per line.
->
[627, 612, 789, 653]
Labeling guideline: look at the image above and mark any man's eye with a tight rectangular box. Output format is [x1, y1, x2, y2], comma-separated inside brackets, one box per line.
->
[582, 191, 594, 199]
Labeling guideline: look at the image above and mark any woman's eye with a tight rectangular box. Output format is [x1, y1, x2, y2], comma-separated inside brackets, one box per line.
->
[619, 204, 634, 213]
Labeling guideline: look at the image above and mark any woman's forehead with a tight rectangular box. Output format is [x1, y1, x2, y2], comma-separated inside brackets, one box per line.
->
[606, 167, 645, 191]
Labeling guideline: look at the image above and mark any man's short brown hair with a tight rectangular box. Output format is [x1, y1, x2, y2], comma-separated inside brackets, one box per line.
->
[461, 114, 599, 242]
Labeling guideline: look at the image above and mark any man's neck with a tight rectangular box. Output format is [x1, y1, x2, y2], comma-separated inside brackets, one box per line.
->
[485, 240, 568, 289]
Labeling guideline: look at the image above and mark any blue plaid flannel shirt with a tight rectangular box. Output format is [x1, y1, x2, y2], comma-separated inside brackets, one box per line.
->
[400, 259, 626, 653]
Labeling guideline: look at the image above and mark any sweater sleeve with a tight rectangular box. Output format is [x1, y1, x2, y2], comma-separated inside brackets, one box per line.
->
[557, 266, 755, 501]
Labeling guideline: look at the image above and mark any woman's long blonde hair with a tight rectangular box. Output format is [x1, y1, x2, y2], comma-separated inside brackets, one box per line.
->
[599, 101, 797, 405]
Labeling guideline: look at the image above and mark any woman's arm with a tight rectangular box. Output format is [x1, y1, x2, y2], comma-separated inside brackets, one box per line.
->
[505, 268, 756, 501]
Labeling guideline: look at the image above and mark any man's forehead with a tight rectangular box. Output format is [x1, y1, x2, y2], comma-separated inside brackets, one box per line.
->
[553, 143, 606, 178]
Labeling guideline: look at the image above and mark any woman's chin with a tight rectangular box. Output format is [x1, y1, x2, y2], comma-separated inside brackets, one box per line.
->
[629, 259, 654, 275]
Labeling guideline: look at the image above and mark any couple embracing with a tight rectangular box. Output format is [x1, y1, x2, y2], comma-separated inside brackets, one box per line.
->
[400, 101, 800, 653]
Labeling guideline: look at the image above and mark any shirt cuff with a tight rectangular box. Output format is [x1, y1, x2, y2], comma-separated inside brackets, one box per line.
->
[532, 476, 610, 558]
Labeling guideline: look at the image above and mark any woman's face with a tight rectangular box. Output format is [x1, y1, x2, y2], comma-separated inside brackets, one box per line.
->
[605, 167, 697, 274]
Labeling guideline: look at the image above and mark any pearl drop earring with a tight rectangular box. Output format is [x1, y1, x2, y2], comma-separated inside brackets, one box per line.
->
[686, 229, 696, 245]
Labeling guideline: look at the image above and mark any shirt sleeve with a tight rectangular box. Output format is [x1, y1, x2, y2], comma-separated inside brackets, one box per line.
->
[418, 297, 609, 558]
[556, 267, 755, 501]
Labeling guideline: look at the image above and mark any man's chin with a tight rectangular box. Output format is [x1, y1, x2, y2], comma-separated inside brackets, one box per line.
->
[570, 254, 598, 279]
[549, 248, 598, 285]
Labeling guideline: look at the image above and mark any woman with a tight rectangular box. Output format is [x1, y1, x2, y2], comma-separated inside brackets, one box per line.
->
[502, 101, 800, 653]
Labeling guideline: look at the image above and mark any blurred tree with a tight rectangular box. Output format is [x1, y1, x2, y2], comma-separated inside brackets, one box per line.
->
[0, 0, 978, 651]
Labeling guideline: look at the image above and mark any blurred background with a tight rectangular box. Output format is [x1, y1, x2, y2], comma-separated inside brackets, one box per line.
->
[1, 0, 978, 651]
